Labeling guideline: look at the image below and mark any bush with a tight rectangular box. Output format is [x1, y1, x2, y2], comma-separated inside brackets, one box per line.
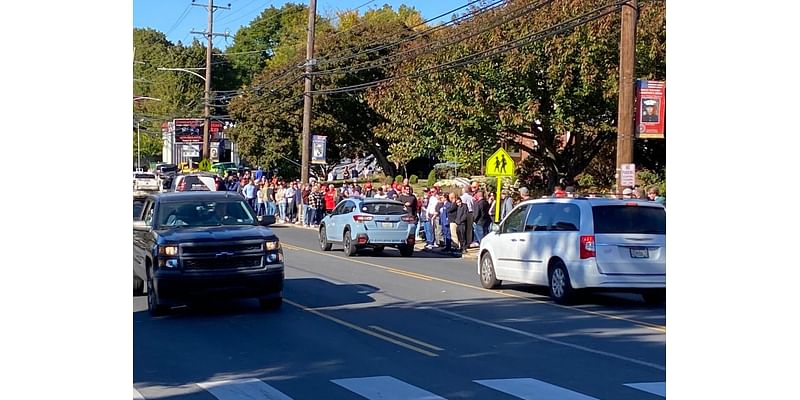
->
[198, 159, 212, 172]
[409, 174, 418, 184]
[394, 175, 404, 184]
[427, 170, 437, 187]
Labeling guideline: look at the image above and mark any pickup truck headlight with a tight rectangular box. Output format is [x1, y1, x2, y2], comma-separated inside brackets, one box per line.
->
[264, 240, 281, 251]
[159, 245, 178, 256]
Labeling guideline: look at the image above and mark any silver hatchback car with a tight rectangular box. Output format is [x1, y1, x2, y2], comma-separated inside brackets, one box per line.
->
[319, 198, 418, 257]
[477, 197, 666, 304]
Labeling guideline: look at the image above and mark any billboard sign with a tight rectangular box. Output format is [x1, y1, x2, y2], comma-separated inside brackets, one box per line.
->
[173, 119, 223, 142]
[635, 80, 666, 139]
[311, 135, 327, 164]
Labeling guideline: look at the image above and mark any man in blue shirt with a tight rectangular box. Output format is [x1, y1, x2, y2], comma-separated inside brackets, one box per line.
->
[242, 178, 257, 210]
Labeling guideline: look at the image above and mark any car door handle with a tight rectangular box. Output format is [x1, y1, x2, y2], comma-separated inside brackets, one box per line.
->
[518, 238, 526, 242]
[511, 239, 517, 242]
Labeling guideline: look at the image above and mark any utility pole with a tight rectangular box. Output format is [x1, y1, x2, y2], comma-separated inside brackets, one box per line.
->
[191, 0, 230, 160]
[300, 0, 318, 185]
[615, 0, 637, 195]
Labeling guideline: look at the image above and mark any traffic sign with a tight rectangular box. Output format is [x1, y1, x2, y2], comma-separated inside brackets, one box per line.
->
[486, 148, 515, 177]
[621, 163, 636, 187]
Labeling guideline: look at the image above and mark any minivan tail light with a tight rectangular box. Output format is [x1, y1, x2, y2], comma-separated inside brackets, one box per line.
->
[580, 235, 596, 259]
[353, 215, 374, 222]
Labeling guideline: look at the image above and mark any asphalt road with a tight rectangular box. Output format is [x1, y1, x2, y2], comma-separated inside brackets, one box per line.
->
[134, 224, 666, 400]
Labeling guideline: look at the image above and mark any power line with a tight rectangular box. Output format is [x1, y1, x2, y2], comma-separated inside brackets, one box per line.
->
[310, 0, 544, 77]
[165, 4, 193, 36]
[310, 1, 625, 95]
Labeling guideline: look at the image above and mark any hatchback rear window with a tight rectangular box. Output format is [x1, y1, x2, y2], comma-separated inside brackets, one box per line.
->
[592, 205, 665, 234]
[361, 202, 407, 215]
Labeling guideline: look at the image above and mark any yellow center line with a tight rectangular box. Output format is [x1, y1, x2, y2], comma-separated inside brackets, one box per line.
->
[368, 325, 444, 351]
[281, 243, 666, 333]
[284, 299, 438, 357]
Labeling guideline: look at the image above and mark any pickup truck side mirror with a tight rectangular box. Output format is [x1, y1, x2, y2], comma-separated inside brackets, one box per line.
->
[258, 215, 276, 226]
[133, 220, 150, 232]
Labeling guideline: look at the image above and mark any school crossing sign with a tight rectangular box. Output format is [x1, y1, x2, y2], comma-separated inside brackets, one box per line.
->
[486, 148, 515, 177]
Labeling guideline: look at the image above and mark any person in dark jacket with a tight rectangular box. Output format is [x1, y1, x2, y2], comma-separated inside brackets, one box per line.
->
[438, 194, 452, 251]
[455, 197, 469, 254]
[446, 192, 460, 252]
[473, 191, 491, 243]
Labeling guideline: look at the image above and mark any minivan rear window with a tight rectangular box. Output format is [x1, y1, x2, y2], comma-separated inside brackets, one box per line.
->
[592, 205, 665, 234]
[361, 202, 407, 215]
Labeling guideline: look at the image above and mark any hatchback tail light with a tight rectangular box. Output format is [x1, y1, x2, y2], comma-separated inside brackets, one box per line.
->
[580, 235, 596, 259]
[401, 215, 416, 223]
[353, 215, 374, 222]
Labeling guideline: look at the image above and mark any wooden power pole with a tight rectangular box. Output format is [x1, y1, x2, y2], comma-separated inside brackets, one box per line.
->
[615, 0, 637, 194]
[192, 0, 230, 160]
[301, 0, 317, 185]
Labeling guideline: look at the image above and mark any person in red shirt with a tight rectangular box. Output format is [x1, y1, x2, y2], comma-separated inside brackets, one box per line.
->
[324, 184, 337, 214]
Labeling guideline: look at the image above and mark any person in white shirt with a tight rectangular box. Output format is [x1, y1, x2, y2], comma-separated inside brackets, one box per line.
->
[424, 192, 440, 249]
[460, 187, 476, 247]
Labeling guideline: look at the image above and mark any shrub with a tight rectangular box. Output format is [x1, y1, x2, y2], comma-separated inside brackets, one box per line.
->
[409, 174, 418, 184]
[427, 170, 437, 187]
[394, 175, 403, 184]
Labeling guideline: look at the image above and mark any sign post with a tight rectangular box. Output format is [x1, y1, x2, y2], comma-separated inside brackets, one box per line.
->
[485, 148, 516, 223]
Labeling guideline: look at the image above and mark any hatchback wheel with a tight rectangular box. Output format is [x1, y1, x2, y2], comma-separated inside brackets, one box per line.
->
[480, 253, 501, 289]
[319, 226, 332, 251]
[548, 261, 576, 305]
[343, 230, 357, 257]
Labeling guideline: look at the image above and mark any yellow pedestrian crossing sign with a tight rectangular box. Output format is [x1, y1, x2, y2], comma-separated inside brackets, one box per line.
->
[486, 148, 515, 176]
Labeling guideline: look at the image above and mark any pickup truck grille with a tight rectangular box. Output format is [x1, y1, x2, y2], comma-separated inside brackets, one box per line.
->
[179, 240, 265, 270]
[183, 255, 263, 270]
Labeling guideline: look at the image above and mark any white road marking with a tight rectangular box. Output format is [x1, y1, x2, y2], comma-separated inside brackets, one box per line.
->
[475, 378, 600, 400]
[624, 382, 666, 397]
[197, 378, 294, 400]
[426, 306, 666, 371]
[332, 376, 446, 400]
[133, 387, 145, 400]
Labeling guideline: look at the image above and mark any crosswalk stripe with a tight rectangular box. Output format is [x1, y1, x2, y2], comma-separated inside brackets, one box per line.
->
[475, 378, 600, 400]
[133, 387, 145, 400]
[624, 382, 666, 397]
[332, 376, 446, 400]
[197, 378, 294, 400]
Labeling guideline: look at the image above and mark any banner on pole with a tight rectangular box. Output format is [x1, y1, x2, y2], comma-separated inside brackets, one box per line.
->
[635, 80, 666, 139]
[311, 135, 327, 165]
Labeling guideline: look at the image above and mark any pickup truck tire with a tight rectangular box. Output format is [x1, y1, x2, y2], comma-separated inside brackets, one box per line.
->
[133, 274, 144, 296]
[146, 269, 169, 316]
[259, 297, 283, 310]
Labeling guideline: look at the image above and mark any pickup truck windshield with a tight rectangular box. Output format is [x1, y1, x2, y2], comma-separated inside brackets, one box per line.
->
[156, 200, 255, 228]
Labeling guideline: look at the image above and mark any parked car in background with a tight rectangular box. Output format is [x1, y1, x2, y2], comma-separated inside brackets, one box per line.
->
[133, 191, 282, 315]
[211, 162, 239, 177]
[168, 173, 224, 192]
[154, 163, 178, 178]
[477, 197, 666, 305]
[133, 172, 160, 192]
[318, 198, 417, 257]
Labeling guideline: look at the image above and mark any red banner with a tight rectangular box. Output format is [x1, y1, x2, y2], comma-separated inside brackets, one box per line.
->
[635, 80, 666, 139]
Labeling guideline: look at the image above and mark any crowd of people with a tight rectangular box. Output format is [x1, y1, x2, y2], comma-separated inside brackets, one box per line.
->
[220, 168, 665, 255]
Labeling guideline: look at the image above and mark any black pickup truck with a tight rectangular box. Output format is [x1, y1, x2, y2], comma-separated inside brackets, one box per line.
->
[133, 191, 282, 315]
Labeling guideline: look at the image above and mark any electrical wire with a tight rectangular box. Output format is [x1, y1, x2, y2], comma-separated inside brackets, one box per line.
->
[310, 1, 625, 95]
[165, 4, 193, 36]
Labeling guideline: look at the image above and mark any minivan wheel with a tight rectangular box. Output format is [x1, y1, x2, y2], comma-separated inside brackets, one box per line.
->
[480, 253, 501, 289]
[642, 289, 666, 305]
[343, 230, 357, 257]
[146, 273, 168, 316]
[548, 262, 576, 305]
[319, 226, 332, 251]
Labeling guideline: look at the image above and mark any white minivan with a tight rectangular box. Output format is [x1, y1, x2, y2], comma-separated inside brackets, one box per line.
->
[477, 197, 666, 304]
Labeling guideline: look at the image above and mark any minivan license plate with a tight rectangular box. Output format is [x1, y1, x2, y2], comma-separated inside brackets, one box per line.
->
[630, 247, 649, 258]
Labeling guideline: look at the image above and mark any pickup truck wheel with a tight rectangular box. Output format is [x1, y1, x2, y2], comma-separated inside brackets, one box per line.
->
[259, 297, 282, 310]
[133, 274, 144, 296]
[343, 230, 357, 257]
[146, 272, 168, 316]
[319, 226, 332, 251]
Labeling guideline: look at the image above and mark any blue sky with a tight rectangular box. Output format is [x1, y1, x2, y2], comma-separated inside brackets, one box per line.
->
[133, 0, 471, 49]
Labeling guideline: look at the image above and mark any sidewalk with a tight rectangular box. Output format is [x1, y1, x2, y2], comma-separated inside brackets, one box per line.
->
[274, 221, 479, 259]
